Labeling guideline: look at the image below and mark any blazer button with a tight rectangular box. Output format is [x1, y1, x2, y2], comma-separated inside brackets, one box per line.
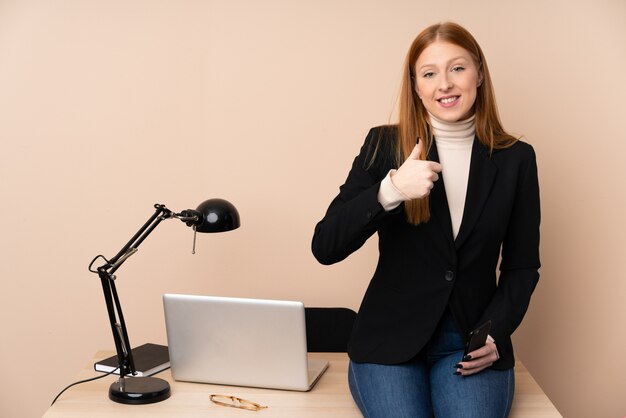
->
[444, 270, 455, 282]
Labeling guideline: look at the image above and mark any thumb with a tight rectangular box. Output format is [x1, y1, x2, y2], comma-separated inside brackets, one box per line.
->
[408, 139, 423, 160]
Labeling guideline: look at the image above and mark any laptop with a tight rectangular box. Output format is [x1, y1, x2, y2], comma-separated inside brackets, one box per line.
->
[162, 293, 329, 391]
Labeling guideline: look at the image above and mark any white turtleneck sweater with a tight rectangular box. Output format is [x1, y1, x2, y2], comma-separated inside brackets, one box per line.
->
[377, 113, 475, 239]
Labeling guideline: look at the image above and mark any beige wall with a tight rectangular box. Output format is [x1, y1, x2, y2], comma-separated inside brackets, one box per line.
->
[1, 1, 624, 417]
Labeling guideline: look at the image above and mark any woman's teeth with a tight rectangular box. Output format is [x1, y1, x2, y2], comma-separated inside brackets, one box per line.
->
[439, 96, 458, 104]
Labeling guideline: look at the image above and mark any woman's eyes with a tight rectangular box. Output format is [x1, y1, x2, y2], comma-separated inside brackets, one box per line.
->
[421, 66, 465, 78]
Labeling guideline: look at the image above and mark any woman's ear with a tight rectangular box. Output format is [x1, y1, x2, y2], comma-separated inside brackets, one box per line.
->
[477, 73, 483, 87]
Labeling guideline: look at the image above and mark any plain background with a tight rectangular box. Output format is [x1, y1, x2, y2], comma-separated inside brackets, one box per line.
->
[1, 1, 624, 417]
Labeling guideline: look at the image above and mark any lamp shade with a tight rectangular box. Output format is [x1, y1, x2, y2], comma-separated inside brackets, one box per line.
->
[193, 198, 240, 233]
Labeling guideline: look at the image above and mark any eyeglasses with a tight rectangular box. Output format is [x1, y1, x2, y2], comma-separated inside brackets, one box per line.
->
[209, 394, 268, 411]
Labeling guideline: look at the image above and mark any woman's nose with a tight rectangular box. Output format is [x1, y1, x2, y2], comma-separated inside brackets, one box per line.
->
[439, 75, 453, 91]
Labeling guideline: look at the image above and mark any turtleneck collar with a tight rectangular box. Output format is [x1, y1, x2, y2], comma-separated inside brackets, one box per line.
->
[428, 112, 476, 143]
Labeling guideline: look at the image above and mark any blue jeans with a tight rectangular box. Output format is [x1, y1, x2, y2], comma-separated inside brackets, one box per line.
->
[348, 310, 514, 418]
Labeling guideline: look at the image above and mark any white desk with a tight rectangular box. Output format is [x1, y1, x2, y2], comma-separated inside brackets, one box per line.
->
[43, 351, 561, 417]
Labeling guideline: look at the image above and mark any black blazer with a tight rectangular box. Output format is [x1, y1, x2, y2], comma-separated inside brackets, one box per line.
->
[312, 126, 540, 370]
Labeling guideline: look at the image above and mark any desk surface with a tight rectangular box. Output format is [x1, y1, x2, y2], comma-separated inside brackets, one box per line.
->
[44, 351, 561, 418]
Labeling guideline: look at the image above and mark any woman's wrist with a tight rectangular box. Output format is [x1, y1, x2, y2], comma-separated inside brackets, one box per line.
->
[487, 334, 500, 360]
[377, 170, 409, 211]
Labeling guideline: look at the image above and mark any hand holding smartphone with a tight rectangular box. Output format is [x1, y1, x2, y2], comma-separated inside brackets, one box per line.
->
[462, 320, 491, 360]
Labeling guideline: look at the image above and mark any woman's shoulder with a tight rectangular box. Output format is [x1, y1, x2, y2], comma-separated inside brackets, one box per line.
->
[351, 125, 398, 175]
[367, 124, 398, 137]
[363, 124, 398, 147]
[492, 138, 537, 162]
[359, 124, 398, 167]
[362, 124, 397, 153]
[489, 138, 539, 179]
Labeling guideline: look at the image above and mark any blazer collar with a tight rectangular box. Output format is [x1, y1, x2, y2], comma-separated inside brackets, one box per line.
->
[427, 138, 497, 251]
[426, 141, 455, 251]
[455, 138, 497, 249]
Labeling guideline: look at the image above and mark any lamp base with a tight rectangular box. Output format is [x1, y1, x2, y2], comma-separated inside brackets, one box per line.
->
[109, 376, 171, 404]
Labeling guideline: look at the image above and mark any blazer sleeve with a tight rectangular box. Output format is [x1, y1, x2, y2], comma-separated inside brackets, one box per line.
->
[479, 144, 541, 344]
[312, 127, 399, 265]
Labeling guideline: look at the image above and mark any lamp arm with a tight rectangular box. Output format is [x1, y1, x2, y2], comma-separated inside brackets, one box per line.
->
[93, 204, 175, 378]
[107, 204, 171, 274]
[97, 271, 133, 377]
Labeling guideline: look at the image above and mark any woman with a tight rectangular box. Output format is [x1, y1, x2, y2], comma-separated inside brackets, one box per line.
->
[312, 22, 540, 417]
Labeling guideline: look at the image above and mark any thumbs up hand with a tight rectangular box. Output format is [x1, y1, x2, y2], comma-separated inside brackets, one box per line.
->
[390, 140, 442, 200]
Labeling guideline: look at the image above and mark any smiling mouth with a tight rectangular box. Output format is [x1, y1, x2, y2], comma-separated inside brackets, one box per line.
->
[438, 96, 459, 104]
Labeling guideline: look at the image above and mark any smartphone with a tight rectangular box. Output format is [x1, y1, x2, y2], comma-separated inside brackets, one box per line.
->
[463, 320, 491, 358]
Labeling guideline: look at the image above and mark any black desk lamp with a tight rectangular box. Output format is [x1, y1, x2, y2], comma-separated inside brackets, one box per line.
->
[88, 199, 240, 404]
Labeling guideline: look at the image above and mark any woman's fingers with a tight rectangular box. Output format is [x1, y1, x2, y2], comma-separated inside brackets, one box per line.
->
[455, 341, 499, 376]
[391, 159, 442, 200]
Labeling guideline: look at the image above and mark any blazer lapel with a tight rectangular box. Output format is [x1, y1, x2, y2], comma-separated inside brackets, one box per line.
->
[427, 141, 455, 250]
[454, 139, 497, 249]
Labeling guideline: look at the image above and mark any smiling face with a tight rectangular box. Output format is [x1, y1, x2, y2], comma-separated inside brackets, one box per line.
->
[414, 40, 482, 122]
